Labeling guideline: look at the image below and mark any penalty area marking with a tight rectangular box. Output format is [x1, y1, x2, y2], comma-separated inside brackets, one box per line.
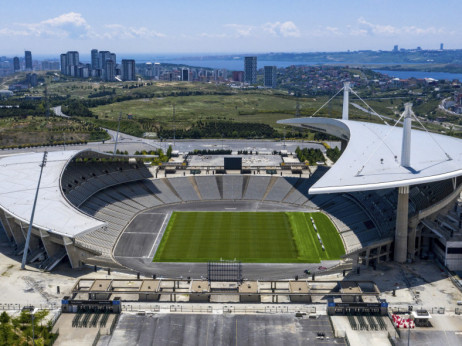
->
[146, 212, 170, 259]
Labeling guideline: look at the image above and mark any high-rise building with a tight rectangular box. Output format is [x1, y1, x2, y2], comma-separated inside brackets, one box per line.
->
[182, 68, 189, 81]
[27, 73, 38, 87]
[154, 63, 161, 79]
[121, 59, 136, 81]
[110, 53, 116, 65]
[393, 45, 398, 52]
[440, 43, 444, 50]
[91, 49, 99, 70]
[105, 60, 115, 81]
[65, 51, 79, 77]
[264, 66, 277, 88]
[60, 54, 67, 74]
[244, 56, 257, 84]
[13, 57, 19, 72]
[232, 71, 244, 82]
[98, 51, 111, 69]
[66, 51, 79, 66]
[25, 51, 32, 70]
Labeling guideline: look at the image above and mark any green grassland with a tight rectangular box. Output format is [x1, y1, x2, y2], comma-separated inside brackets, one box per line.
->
[0, 116, 109, 148]
[88, 91, 401, 136]
[153, 211, 345, 263]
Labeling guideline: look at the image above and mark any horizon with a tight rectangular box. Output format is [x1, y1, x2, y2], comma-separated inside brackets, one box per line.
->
[1, 0, 461, 55]
[8, 46, 460, 62]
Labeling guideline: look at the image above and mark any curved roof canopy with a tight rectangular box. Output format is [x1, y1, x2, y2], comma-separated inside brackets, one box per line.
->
[278, 117, 462, 194]
[0, 150, 105, 237]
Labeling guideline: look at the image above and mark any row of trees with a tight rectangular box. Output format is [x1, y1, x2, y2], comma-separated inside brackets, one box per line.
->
[188, 149, 232, 155]
[326, 147, 342, 162]
[62, 100, 94, 117]
[159, 121, 279, 139]
[134, 146, 173, 164]
[295, 146, 325, 164]
[0, 310, 57, 346]
[0, 100, 51, 117]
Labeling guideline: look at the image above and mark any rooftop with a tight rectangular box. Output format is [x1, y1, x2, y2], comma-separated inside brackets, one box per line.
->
[0, 150, 105, 238]
[278, 117, 462, 193]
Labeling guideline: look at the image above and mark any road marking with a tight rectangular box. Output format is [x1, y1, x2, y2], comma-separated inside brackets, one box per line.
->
[235, 318, 238, 346]
[115, 255, 144, 259]
[137, 212, 166, 215]
[205, 320, 209, 346]
[123, 232, 156, 234]
[147, 212, 170, 258]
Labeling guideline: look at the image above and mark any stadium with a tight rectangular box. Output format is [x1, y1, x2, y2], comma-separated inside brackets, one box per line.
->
[1, 91, 462, 280]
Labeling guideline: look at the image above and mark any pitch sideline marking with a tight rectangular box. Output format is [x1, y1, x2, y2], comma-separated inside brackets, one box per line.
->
[146, 212, 170, 258]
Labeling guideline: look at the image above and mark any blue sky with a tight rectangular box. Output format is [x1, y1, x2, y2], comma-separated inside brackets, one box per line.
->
[1, 0, 461, 56]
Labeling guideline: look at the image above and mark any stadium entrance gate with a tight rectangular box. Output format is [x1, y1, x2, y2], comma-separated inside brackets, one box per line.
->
[207, 260, 242, 282]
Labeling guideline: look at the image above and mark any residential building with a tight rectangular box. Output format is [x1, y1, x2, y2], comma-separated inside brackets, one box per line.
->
[121, 59, 136, 81]
[105, 60, 115, 81]
[264, 66, 277, 88]
[67, 51, 79, 66]
[244, 56, 257, 84]
[98, 51, 111, 70]
[232, 71, 244, 82]
[182, 68, 189, 81]
[60, 54, 67, 74]
[25, 51, 32, 70]
[13, 57, 19, 72]
[91, 49, 99, 70]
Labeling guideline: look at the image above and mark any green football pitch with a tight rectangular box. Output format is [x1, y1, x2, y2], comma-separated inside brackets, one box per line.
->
[153, 212, 345, 263]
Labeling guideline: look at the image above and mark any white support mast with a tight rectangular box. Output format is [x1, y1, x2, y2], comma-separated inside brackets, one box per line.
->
[342, 82, 350, 120]
[401, 103, 413, 168]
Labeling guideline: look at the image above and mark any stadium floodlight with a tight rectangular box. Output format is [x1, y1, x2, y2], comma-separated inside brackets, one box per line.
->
[21, 151, 47, 270]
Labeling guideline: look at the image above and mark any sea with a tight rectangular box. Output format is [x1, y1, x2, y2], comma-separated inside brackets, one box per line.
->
[372, 69, 462, 81]
[34, 53, 462, 81]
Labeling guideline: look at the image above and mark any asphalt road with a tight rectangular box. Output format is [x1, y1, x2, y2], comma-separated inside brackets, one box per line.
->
[113, 200, 339, 280]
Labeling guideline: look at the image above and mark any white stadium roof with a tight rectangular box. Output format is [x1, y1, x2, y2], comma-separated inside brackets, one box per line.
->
[0, 150, 105, 238]
[278, 117, 462, 194]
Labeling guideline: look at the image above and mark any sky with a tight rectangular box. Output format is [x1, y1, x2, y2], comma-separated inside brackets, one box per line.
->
[1, 0, 461, 57]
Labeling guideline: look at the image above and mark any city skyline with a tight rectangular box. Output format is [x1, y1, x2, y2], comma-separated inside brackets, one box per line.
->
[0, 0, 461, 55]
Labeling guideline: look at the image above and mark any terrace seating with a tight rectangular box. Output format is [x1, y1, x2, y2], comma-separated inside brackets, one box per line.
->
[143, 179, 181, 204]
[195, 176, 221, 200]
[264, 177, 297, 202]
[169, 177, 201, 201]
[243, 176, 271, 200]
[222, 176, 244, 200]
[61, 160, 153, 207]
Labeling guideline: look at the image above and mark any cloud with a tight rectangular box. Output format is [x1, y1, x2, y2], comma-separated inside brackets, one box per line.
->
[19, 12, 91, 39]
[224, 21, 300, 38]
[0, 13, 166, 40]
[263, 21, 300, 37]
[224, 24, 254, 37]
[355, 17, 445, 36]
[198, 32, 228, 38]
[103, 24, 165, 39]
[324, 26, 343, 36]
